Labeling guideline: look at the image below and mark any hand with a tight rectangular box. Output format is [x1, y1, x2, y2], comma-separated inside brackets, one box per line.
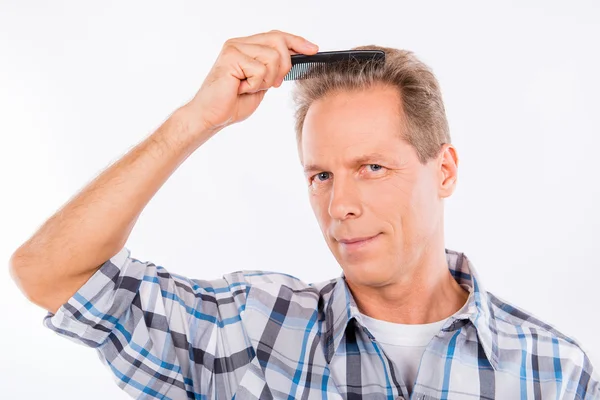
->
[186, 30, 319, 134]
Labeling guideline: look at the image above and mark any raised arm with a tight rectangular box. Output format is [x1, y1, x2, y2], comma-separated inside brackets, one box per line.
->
[9, 30, 319, 315]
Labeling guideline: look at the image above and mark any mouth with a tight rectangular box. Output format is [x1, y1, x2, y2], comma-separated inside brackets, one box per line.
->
[337, 233, 381, 251]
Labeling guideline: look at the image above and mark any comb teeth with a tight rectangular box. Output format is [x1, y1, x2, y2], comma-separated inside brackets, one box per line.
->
[283, 50, 385, 82]
[284, 62, 329, 81]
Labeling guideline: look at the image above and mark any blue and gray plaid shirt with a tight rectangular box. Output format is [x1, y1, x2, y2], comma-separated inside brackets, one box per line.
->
[44, 247, 599, 399]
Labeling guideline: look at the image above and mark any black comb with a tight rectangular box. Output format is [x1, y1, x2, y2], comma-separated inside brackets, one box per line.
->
[283, 50, 385, 81]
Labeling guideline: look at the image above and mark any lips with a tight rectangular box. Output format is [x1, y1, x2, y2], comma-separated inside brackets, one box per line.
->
[338, 235, 379, 244]
[337, 233, 381, 252]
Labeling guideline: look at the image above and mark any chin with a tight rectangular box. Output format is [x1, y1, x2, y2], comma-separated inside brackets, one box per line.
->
[341, 261, 395, 288]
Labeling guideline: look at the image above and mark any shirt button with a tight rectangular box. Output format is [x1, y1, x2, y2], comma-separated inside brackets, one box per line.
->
[396, 397, 405, 400]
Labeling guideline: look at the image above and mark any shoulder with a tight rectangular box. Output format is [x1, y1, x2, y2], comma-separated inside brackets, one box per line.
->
[223, 269, 338, 310]
[487, 291, 582, 344]
[224, 269, 336, 291]
[224, 269, 309, 288]
[487, 291, 600, 393]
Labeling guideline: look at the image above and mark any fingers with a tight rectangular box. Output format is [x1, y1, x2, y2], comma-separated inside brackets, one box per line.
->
[236, 51, 269, 95]
[226, 43, 281, 91]
[250, 30, 319, 85]
[249, 29, 319, 56]
[225, 30, 319, 90]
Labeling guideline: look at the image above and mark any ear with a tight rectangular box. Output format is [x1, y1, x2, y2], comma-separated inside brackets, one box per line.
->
[438, 144, 458, 198]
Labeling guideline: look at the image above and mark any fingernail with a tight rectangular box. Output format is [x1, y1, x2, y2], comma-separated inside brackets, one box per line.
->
[305, 40, 318, 49]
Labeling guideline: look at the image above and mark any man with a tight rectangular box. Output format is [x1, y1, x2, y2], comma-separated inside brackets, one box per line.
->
[9, 30, 599, 399]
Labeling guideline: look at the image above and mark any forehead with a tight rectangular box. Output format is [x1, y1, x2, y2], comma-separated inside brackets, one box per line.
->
[300, 85, 409, 169]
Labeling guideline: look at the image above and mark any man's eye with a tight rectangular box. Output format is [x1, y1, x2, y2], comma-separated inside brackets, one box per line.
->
[314, 172, 330, 182]
[366, 164, 387, 174]
[308, 172, 330, 185]
[311, 165, 384, 184]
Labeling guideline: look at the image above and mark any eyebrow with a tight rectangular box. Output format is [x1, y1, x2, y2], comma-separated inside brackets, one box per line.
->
[303, 152, 393, 174]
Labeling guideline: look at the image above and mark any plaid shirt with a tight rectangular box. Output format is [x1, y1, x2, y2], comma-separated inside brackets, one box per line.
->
[44, 247, 600, 399]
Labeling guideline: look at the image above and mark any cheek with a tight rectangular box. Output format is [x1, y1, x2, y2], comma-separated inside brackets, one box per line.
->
[309, 194, 330, 229]
[406, 179, 441, 235]
[370, 179, 411, 213]
[371, 180, 430, 236]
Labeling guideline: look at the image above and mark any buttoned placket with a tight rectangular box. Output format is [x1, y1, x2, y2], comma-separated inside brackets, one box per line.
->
[359, 315, 466, 400]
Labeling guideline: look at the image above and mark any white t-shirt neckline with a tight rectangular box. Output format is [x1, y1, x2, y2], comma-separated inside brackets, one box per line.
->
[358, 294, 470, 347]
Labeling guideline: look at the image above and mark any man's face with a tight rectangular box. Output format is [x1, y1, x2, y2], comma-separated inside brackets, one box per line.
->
[301, 83, 457, 287]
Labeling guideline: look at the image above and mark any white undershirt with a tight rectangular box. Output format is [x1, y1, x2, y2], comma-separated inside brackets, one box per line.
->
[358, 297, 469, 394]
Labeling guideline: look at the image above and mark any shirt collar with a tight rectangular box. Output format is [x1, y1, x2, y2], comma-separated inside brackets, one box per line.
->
[321, 248, 500, 371]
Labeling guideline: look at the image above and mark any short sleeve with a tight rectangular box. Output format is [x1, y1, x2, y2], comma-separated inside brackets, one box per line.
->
[43, 247, 253, 399]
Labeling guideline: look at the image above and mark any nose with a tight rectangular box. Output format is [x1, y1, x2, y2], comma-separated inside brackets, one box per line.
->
[328, 176, 362, 220]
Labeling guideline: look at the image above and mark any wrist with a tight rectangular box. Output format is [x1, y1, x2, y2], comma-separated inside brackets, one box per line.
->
[168, 103, 221, 148]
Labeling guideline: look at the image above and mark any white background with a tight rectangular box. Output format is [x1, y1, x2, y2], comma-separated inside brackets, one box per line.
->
[1, 1, 598, 398]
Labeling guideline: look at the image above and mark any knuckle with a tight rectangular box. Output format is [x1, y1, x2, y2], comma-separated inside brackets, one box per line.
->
[267, 47, 280, 63]
[223, 37, 243, 49]
[222, 40, 236, 52]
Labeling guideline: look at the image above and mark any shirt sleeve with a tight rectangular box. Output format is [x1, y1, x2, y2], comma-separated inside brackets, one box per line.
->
[43, 246, 252, 399]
